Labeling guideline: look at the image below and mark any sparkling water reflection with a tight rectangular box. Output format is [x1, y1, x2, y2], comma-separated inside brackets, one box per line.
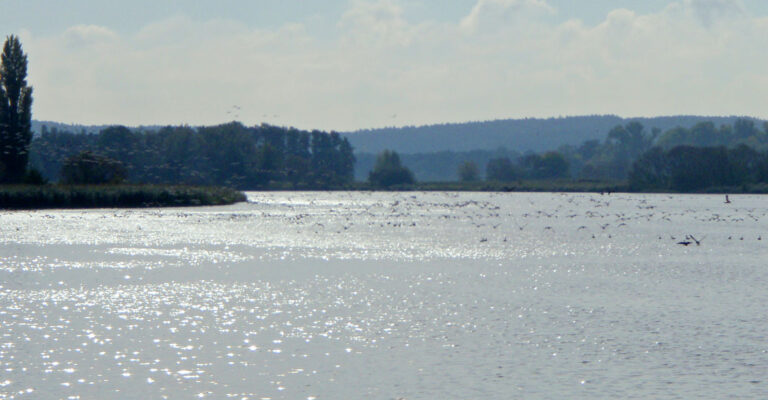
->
[1, 192, 767, 398]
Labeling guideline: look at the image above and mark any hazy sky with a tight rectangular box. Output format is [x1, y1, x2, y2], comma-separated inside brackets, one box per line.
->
[3, 0, 768, 130]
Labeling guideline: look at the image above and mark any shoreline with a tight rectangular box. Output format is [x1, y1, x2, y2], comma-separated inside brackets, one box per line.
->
[245, 181, 768, 194]
[2, 180, 764, 211]
[0, 185, 247, 210]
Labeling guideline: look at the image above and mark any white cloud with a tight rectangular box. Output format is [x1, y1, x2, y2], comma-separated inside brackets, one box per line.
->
[460, 0, 555, 32]
[19, 0, 768, 130]
[338, 0, 435, 47]
[61, 25, 117, 47]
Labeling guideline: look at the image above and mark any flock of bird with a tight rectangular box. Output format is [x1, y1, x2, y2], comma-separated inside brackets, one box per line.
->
[243, 192, 767, 254]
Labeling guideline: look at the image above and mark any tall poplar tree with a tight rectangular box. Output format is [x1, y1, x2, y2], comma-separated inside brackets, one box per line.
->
[0, 35, 33, 182]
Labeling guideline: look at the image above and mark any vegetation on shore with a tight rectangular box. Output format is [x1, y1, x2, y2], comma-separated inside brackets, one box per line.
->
[0, 185, 246, 209]
[31, 123, 356, 189]
[351, 181, 768, 194]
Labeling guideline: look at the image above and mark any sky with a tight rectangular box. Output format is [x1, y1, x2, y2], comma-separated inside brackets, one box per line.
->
[2, 0, 768, 131]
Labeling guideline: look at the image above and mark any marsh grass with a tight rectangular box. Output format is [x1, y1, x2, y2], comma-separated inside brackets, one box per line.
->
[0, 185, 247, 209]
[333, 180, 628, 193]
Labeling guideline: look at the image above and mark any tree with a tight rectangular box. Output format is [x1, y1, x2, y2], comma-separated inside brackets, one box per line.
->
[0, 35, 34, 183]
[729, 144, 761, 184]
[628, 147, 669, 190]
[539, 151, 569, 179]
[598, 122, 658, 180]
[61, 151, 126, 185]
[733, 118, 758, 142]
[666, 146, 732, 191]
[337, 136, 356, 183]
[457, 161, 479, 182]
[368, 150, 415, 187]
[486, 157, 517, 182]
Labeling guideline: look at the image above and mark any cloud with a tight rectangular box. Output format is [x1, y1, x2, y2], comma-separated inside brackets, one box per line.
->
[61, 25, 117, 47]
[20, 0, 768, 130]
[338, 0, 417, 46]
[684, 0, 746, 26]
[460, 0, 555, 32]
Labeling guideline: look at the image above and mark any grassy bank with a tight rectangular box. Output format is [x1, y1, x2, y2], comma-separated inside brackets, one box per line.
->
[0, 185, 247, 209]
[409, 180, 627, 193]
[302, 180, 628, 193]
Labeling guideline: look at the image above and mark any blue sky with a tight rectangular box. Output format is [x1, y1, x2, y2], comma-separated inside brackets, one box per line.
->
[2, 0, 768, 130]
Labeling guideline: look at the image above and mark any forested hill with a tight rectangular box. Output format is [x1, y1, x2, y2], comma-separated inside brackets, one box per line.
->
[343, 115, 762, 154]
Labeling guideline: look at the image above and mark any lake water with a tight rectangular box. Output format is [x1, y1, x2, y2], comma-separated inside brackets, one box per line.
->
[1, 191, 767, 399]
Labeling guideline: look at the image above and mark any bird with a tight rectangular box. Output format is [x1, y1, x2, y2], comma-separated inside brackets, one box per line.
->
[725, 195, 731, 204]
[687, 235, 703, 246]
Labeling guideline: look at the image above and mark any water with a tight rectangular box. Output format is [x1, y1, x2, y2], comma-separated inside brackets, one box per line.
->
[1, 191, 767, 399]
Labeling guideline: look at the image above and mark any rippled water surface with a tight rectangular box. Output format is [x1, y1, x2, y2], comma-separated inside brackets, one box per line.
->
[1, 191, 767, 399]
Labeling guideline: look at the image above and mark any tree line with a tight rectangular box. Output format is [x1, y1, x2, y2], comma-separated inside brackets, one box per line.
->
[450, 117, 768, 192]
[30, 123, 356, 189]
[629, 144, 768, 191]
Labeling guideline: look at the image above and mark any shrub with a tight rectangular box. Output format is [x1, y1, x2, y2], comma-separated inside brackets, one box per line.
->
[22, 168, 47, 185]
[368, 150, 415, 187]
[61, 151, 126, 185]
[458, 161, 480, 182]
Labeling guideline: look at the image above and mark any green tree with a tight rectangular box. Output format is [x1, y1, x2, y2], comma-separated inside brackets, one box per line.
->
[486, 157, 517, 182]
[728, 144, 761, 184]
[598, 122, 658, 180]
[0, 35, 34, 182]
[337, 136, 356, 183]
[666, 146, 733, 191]
[539, 151, 570, 179]
[628, 147, 669, 190]
[733, 119, 759, 142]
[61, 151, 126, 185]
[368, 150, 415, 187]
[457, 160, 479, 182]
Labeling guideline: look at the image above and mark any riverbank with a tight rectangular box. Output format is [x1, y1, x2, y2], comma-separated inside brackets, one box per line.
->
[261, 180, 768, 194]
[405, 180, 627, 193]
[257, 180, 628, 193]
[0, 185, 247, 209]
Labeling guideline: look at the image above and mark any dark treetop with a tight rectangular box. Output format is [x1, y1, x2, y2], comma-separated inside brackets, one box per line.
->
[0, 35, 33, 183]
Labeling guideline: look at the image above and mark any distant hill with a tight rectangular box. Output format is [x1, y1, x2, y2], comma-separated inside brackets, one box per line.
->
[35, 115, 764, 154]
[342, 115, 764, 154]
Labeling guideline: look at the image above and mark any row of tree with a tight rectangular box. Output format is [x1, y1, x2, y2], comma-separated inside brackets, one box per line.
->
[555, 119, 768, 181]
[357, 118, 767, 183]
[450, 118, 768, 190]
[31, 123, 356, 189]
[629, 144, 768, 191]
[455, 151, 570, 183]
